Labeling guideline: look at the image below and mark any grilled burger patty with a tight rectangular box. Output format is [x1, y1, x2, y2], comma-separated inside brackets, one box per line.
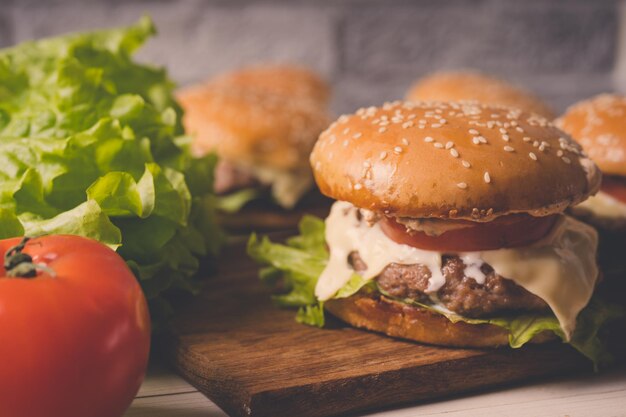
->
[349, 252, 549, 317]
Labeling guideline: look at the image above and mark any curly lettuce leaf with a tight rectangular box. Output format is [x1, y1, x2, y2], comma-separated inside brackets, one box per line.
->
[248, 215, 624, 368]
[0, 18, 223, 320]
[216, 188, 261, 213]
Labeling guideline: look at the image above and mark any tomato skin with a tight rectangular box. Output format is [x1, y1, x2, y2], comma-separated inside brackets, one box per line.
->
[380, 214, 559, 252]
[601, 176, 626, 204]
[0, 235, 151, 417]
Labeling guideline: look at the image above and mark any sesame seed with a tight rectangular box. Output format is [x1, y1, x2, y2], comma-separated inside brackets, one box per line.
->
[484, 172, 491, 184]
[434, 142, 444, 149]
[557, 150, 564, 157]
[450, 148, 459, 158]
[378, 127, 387, 133]
[562, 156, 571, 164]
[457, 182, 468, 190]
[479, 136, 488, 144]
[529, 152, 538, 161]
[515, 127, 524, 133]
[472, 137, 481, 145]
[439, 119, 447, 124]
[402, 121, 414, 129]
[501, 134, 510, 142]
[504, 146, 515, 152]
[445, 141, 454, 149]
[523, 137, 531, 142]
[401, 138, 410, 146]
[431, 123, 442, 128]
[499, 128, 507, 134]
[343, 140, 349, 147]
[394, 146, 403, 153]
[354, 183, 363, 190]
[469, 129, 479, 135]
[380, 151, 388, 160]
[353, 133, 362, 139]
[462, 160, 471, 168]
[424, 136, 434, 143]
[343, 128, 350, 134]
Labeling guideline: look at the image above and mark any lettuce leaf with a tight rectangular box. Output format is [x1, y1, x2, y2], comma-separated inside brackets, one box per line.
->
[248, 216, 624, 368]
[0, 18, 223, 321]
[216, 188, 261, 213]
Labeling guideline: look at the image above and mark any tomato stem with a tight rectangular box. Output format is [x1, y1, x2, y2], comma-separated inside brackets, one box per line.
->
[4, 237, 55, 278]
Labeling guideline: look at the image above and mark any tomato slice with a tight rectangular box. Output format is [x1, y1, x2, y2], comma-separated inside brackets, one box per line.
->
[601, 176, 626, 204]
[379, 214, 558, 252]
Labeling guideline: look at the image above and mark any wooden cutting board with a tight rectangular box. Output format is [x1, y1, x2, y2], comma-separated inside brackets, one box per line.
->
[163, 240, 600, 417]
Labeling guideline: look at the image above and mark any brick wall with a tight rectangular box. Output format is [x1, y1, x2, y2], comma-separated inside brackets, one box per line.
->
[3, 0, 622, 115]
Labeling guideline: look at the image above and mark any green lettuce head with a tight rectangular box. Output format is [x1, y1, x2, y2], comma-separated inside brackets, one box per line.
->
[0, 17, 223, 322]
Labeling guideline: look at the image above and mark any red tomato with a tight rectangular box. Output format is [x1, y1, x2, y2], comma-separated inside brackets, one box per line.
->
[601, 176, 626, 204]
[379, 214, 558, 252]
[0, 235, 151, 417]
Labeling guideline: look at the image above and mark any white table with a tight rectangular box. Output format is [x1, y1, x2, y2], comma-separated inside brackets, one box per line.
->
[125, 363, 626, 417]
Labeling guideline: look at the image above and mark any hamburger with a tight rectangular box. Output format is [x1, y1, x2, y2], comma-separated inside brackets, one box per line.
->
[178, 65, 331, 231]
[556, 94, 626, 300]
[406, 71, 555, 119]
[556, 94, 626, 230]
[250, 100, 621, 364]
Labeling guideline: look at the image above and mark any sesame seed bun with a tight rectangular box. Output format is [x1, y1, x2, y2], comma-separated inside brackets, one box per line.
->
[325, 292, 556, 348]
[555, 94, 626, 177]
[178, 84, 329, 171]
[310, 101, 600, 221]
[406, 71, 556, 119]
[208, 64, 331, 107]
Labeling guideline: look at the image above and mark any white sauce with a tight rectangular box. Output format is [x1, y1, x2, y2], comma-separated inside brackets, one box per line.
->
[573, 191, 626, 220]
[458, 253, 487, 284]
[315, 201, 599, 339]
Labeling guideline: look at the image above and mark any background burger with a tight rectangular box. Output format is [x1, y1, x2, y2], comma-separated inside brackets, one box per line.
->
[178, 64, 331, 231]
[406, 70, 555, 119]
[250, 100, 621, 366]
[556, 94, 626, 299]
[556, 94, 626, 230]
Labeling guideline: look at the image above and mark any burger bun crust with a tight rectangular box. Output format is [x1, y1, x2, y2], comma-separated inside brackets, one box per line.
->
[325, 292, 556, 348]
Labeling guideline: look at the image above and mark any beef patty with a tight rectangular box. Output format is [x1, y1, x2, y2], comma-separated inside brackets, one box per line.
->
[349, 252, 549, 317]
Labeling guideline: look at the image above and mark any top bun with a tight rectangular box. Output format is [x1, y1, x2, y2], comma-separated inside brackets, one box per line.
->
[208, 64, 331, 107]
[310, 101, 600, 221]
[406, 71, 555, 120]
[555, 94, 626, 177]
[178, 84, 329, 170]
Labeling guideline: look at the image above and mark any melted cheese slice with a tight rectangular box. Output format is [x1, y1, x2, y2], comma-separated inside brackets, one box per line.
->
[316, 201, 599, 339]
[574, 191, 626, 220]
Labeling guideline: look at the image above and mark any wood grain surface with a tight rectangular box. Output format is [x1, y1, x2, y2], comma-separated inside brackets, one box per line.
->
[162, 241, 603, 417]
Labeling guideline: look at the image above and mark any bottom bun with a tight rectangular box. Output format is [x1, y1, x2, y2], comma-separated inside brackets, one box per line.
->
[325, 292, 556, 348]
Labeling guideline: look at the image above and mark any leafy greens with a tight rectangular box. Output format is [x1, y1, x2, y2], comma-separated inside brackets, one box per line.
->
[0, 17, 223, 320]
